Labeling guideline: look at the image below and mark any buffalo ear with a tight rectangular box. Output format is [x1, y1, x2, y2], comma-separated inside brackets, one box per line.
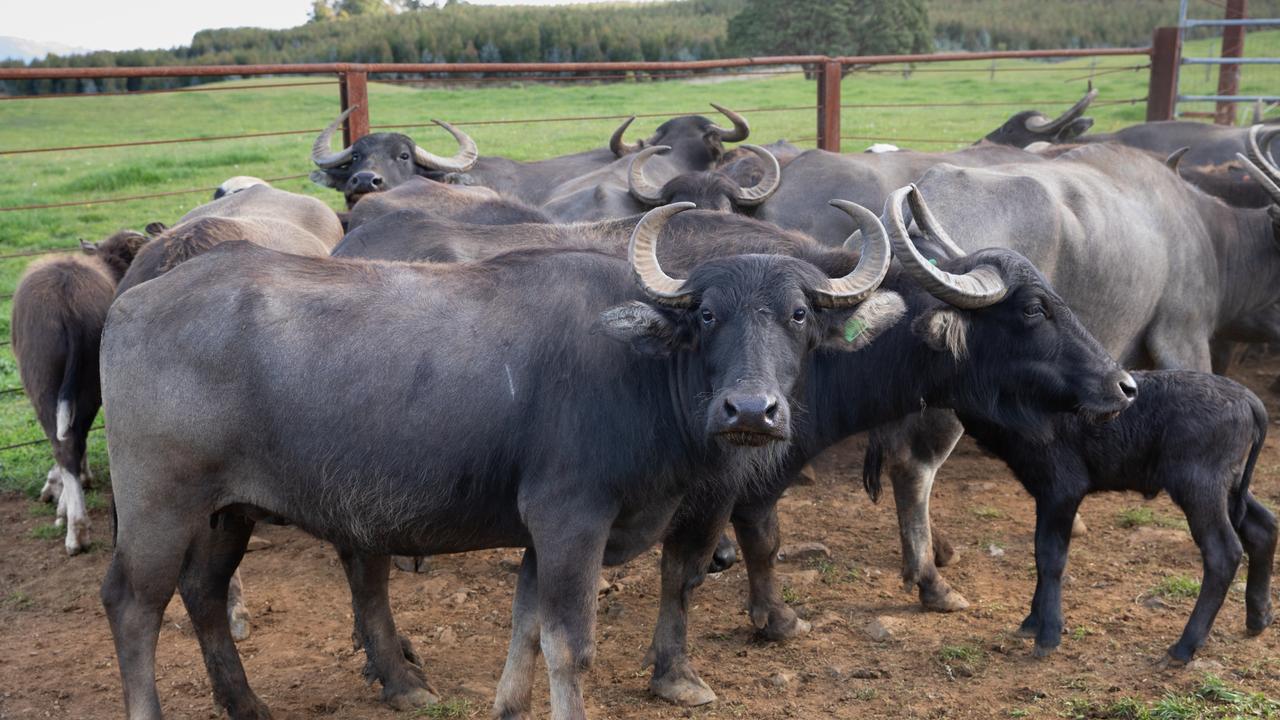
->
[597, 301, 685, 357]
[913, 307, 970, 358]
[1057, 117, 1093, 141]
[821, 291, 906, 352]
[309, 169, 341, 189]
[144, 222, 168, 237]
[79, 239, 98, 255]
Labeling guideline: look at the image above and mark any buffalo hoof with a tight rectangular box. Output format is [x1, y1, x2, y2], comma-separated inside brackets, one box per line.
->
[231, 700, 273, 720]
[1071, 513, 1089, 537]
[393, 555, 430, 573]
[753, 606, 811, 642]
[1157, 652, 1190, 670]
[1031, 643, 1057, 659]
[795, 463, 820, 485]
[398, 633, 425, 668]
[383, 685, 439, 711]
[39, 467, 61, 503]
[1013, 625, 1037, 639]
[1247, 607, 1274, 636]
[651, 666, 717, 707]
[920, 584, 969, 613]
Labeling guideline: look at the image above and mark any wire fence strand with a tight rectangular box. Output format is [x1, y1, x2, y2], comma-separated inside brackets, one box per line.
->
[0, 80, 338, 102]
[0, 173, 310, 213]
[0, 425, 103, 453]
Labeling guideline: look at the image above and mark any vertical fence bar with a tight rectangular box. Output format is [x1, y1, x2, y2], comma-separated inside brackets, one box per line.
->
[1215, 0, 1247, 125]
[816, 59, 842, 152]
[339, 70, 370, 146]
[1147, 27, 1181, 121]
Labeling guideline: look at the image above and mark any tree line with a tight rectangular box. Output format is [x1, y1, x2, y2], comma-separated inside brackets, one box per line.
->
[3, 0, 1274, 96]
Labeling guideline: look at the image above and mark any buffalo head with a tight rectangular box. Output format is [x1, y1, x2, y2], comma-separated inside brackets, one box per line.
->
[609, 103, 750, 166]
[884, 185, 1135, 437]
[981, 87, 1097, 148]
[309, 106, 479, 207]
[627, 144, 781, 212]
[601, 201, 896, 446]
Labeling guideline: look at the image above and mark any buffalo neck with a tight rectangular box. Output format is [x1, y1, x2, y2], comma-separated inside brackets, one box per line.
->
[1208, 197, 1280, 334]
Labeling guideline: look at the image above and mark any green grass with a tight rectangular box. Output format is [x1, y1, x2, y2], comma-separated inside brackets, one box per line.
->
[1117, 506, 1189, 530]
[1063, 675, 1280, 719]
[0, 32, 1276, 547]
[972, 505, 1006, 520]
[415, 699, 476, 718]
[29, 523, 63, 540]
[1152, 575, 1201, 600]
[937, 641, 986, 678]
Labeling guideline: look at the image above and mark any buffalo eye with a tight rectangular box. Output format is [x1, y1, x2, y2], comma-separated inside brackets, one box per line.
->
[399, 152, 411, 161]
[791, 307, 807, 324]
[700, 308, 715, 325]
[1023, 302, 1047, 320]
[351, 152, 361, 161]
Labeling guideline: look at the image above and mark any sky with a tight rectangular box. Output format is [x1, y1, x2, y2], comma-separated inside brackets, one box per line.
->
[4, 0, 616, 53]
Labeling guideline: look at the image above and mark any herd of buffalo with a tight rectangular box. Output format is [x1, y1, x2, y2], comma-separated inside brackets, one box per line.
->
[10, 88, 1280, 719]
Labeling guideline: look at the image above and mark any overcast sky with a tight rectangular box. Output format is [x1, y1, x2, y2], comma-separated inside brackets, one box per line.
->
[7, 0, 615, 53]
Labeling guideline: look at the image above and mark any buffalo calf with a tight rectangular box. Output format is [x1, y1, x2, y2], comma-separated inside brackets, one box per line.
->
[11, 230, 147, 554]
[889, 371, 1274, 664]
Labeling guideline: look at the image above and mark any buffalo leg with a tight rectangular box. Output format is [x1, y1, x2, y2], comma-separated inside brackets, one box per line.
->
[873, 410, 969, 611]
[178, 514, 270, 719]
[733, 500, 810, 640]
[339, 549, 438, 710]
[52, 428, 90, 555]
[1019, 493, 1080, 656]
[1167, 495, 1242, 664]
[645, 505, 731, 707]
[532, 524, 608, 720]
[493, 549, 542, 720]
[101, 515, 196, 720]
[1238, 494, 1277, 635]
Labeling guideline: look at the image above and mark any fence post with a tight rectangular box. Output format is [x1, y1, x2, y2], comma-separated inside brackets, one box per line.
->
[1215, 0, 1247, 125]
[816, 59, 842, 152]
[339, 70, 370, 146]
[1147, 27, 1181, 121]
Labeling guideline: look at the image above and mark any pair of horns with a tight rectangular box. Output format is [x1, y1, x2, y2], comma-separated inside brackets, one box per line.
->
[311, 106, 479, 173]
[1025, 86, 1098, 134]
[610, 103, 750, 156]
[628, 201, 890, 309]
[627, 144, 781, 207]
[1237, 124, 1280, 206]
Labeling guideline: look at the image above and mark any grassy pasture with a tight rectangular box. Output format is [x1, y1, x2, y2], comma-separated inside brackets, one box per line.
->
[0, 32, 1275, 506]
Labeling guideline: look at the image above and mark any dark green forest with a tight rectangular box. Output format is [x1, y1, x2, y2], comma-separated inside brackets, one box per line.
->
[4, 0, 1278, 95]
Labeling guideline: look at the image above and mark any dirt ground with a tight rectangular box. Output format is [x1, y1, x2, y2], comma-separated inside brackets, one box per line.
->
[4, 358, 1280, 719]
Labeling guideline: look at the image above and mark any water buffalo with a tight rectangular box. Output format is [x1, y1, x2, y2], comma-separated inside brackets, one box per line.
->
[308, 107, 479, 207]
[99, 202, 895, 720]
[626, 143, 781, 212]
[11, 231, 148, 555]
[344, 176, 550, 233]
[118, 183, 344, 295]
[903, 369, 1272, 663]
[867, 132, 1280, 616]
[979, 87, 1098, 148]
[212, 176, 268, 200]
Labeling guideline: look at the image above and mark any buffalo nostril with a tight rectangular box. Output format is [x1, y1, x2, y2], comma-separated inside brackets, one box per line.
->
[1118, 374, 1138, 400]
[371, 176, 384, 187]
[723, 399, 738, 420]
[764, 399, 779, 422]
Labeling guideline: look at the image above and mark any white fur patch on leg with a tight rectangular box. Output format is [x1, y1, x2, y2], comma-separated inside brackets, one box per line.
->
[55, 399, 72, 442]
[40, 464, 62, 503]
[55, 467, 89, 555]
[228, 569, 251, 642]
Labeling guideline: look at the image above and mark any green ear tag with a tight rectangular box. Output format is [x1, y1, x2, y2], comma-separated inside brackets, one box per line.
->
[929, 258, 938, 265]
[844, 316, 867, 343]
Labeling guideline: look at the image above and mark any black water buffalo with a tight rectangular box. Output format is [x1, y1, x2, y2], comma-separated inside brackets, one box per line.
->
[344, 176, 550, 233]
[756, 144, 1039, 245]
[624, 143, 781, 213]
[329, 189, 1134, 705]
[99, 203, 895, 719]
[308, 107, 480, 207]
[979, 87, 1098, 147]
[894, 369, 1273, 663]
[11, 231, 147, 555]
[865, 133, 1280, 617]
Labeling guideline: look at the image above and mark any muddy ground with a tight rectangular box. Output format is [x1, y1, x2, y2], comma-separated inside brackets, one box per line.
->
[4, 358, 1280, 719]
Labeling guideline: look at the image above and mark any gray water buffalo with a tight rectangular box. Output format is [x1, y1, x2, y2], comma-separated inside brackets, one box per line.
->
[308, 107, 479, 207]
[118, 183, 344, 295]
[99, 203, 895, 720]
[11, 230, 147, 555]
[867, 133, 1280, 616]
[756, 144, 1040, 245]
[344, 176, 551, 233]
[979, 87, 1098, 147]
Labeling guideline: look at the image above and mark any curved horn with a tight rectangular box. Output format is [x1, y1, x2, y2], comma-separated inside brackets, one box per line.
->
[1239, 125, 1280, 205]
[311, 106, 357, 168]
[731, 145, 782, 206]
[905, 184, 968, 260]
[627, 145, 670, 206]
[412, 120, 479, 172]
[629, 202, 696, 306]
[818, 200, 892, 308]
[610, 116, 641, 157]
[708, 103, 750, 143]
[1165, 146, 1191, 173]
[1025, 87, 1098, 134]
[884, 186, 1008, 309]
